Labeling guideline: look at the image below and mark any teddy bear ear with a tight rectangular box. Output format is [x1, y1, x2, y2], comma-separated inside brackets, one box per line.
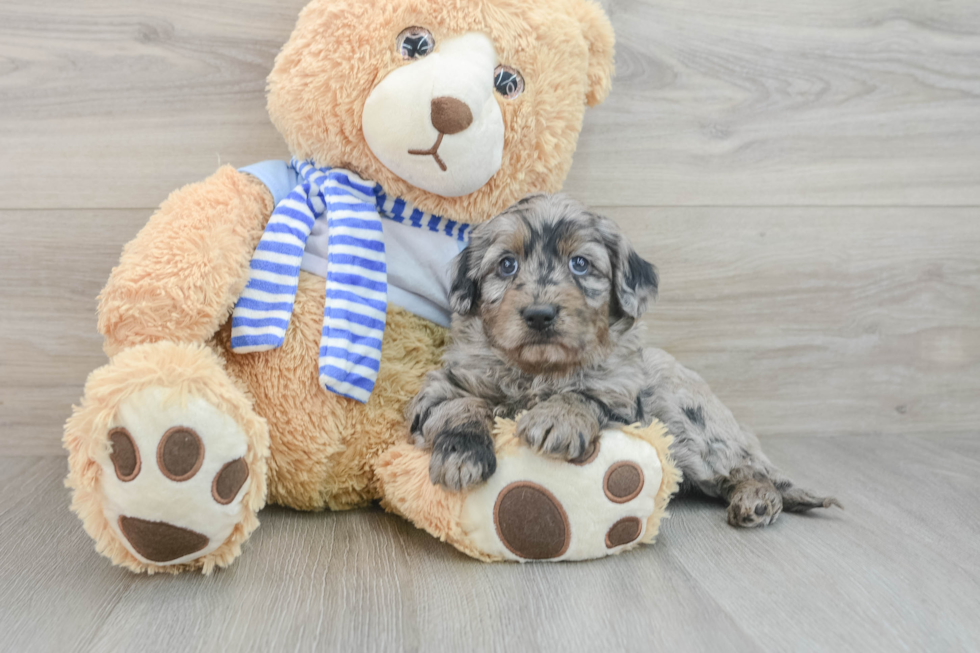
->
[571, 0, 616, 107]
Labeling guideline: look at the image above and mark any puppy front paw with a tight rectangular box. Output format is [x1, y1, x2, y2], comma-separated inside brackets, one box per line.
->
[429, 426, 497, 492]
[517, 403, 599, 461]
[406, 385, 443, 448]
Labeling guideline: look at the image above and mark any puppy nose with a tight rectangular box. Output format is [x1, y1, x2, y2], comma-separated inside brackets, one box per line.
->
[431, 97, 473, 135]
[522, 304, 559, 331]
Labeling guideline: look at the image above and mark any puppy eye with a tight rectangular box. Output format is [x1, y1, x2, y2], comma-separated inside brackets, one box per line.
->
[499, 257, 519, 277]
[493, 65, 525, 99]
[569, 256, 590, 276]
[397, 27, 435, 60]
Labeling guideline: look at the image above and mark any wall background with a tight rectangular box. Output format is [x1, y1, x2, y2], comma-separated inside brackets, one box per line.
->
[1, 0, 978, 454]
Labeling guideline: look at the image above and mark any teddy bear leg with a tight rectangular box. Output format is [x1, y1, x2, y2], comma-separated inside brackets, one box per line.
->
[64, 341, 270, 574]
[377, 422, 682, 562]
[460, 425, 681, 561]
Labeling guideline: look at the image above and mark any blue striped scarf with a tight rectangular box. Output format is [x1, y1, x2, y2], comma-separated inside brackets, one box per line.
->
[231, 159, 470, 403]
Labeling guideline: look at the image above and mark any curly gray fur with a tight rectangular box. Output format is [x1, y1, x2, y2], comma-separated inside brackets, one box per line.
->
[407, 194, 840, 525]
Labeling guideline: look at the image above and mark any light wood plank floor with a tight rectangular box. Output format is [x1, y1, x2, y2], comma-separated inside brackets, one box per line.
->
[2, 435, 979, 652]
[1, 0, 979, 651]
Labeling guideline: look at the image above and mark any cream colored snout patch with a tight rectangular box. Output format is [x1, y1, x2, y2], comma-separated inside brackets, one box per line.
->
[362, 32, 505, 198]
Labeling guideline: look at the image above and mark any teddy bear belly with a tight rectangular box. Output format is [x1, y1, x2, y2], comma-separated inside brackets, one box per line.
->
[213, 270, 449, 511]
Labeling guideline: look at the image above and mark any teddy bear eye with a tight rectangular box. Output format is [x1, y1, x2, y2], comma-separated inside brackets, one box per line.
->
[493, 65, 525, 99]
[397, 27, 435, 60]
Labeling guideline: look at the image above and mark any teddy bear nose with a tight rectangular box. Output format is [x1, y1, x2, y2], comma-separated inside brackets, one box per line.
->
[430, 96, 473, 135]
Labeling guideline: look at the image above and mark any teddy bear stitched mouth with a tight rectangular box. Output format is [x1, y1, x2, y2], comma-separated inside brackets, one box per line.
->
[408, 132, 448, 172]
[408, 96, 474, 172]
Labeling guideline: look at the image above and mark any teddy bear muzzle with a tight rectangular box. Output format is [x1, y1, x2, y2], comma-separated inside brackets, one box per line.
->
[406, 96, 474, 172]
[362, 32, 504, 198]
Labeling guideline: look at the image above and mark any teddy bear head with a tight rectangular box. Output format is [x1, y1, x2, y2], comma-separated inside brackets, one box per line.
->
[267, 0, 614, 223]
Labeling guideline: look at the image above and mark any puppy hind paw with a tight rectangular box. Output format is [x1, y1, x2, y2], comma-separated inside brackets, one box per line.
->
[781, 486, 843, 513]
[727, 480, 783, 528]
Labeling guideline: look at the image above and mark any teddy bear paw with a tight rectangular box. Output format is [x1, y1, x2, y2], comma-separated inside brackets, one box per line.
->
[99, 386, 255, 566]
[459, 428, 670, 561]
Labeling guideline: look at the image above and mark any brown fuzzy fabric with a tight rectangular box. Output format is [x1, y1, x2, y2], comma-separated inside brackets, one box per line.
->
[66, 0, 616, 571]
[376, 446, 480, 558]
[99, 168, 273, 357]
[268, 0, 614, 222]
[213, 278, 448, 511]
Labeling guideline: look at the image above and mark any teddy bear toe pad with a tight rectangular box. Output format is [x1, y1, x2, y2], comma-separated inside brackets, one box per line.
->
[493, 482, 571, 559]
[99, 387, 251, 566]
[462, 428, 666, 562]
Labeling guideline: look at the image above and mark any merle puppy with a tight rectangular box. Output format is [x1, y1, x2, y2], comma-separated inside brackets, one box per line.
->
[407, 194, 839, 527]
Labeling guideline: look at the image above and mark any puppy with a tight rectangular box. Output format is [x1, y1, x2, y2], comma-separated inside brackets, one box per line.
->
[407, 194, 839, 527]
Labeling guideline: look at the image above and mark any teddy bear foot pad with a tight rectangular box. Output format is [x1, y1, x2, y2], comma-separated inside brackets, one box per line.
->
[462, 428, 669, 561]
[100, 386, 253, 566]
[376, 420, 679, 562]
[65, 341, 270, 573]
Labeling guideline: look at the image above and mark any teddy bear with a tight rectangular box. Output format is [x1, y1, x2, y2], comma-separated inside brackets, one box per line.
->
[63, 0, 679, 573]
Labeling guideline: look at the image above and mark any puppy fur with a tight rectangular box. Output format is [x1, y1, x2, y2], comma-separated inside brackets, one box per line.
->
[407, 194, 840, 527]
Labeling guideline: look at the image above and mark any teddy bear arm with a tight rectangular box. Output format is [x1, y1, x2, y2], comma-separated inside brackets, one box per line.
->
[98, 166, 274, 356]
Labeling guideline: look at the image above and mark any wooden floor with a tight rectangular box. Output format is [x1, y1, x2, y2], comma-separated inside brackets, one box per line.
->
[2, 436, 979, 652]
[1, 0, 979, 650]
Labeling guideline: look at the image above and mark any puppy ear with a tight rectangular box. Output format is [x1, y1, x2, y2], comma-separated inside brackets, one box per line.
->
[450, 245, 480, 316]
[572, 0, 616, 107]
[602, 218, 658, 321]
